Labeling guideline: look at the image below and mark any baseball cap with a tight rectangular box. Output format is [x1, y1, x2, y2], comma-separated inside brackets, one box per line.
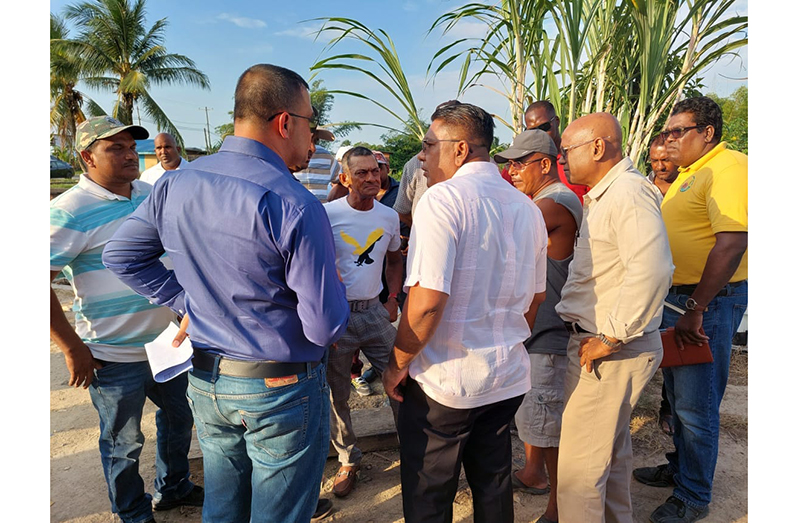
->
[315, 127, 335, 142]
[75, 116, 149, 152]
[493, 129, 557, 163]
[373, 151, 389, 166]
[335, 145, 354, 162]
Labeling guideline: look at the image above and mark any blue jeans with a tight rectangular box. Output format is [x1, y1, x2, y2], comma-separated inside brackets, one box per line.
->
[89, 361, 195, 523]
[661, 280, 747, 509]
[186, 356, 330, 523]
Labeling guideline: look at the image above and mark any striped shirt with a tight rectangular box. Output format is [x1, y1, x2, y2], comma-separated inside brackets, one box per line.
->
[293, 145, 341, 202]
[50, 175, 175, 362]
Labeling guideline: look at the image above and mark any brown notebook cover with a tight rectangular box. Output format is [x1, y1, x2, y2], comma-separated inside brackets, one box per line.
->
[659, 327, 713, 368]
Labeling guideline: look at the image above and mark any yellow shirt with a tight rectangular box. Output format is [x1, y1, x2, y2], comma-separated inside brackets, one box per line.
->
[661, 142, 747, 285]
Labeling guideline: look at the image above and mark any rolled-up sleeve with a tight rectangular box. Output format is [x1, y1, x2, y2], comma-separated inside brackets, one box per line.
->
[282, 203, 350, 347]
[600, 185, 673, 342]
[102, 192, 187, 316]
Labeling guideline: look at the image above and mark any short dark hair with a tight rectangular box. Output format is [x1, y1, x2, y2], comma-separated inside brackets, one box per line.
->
[670, 96, 723, 142]
[233, 64, 309, 123]
[525, 100, 557, 119]
[342, 146, 374, 173]
[650, 133, 667, 148]
[431, 102, 494, 149]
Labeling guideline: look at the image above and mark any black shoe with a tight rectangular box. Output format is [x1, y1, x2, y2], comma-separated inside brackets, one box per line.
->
[312, 498, 333, 521]
[650, 496, 709, 523]
[152, 485, 204, 511]
[633, 464, 676, 487]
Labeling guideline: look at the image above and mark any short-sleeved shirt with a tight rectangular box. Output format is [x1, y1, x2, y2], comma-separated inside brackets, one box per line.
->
[139, 157, 187, 186]
[661, 142, 748, 285]
[325, 197, 401, 301]
[293, 145, 342, 202]
[50, 175, 174, 361]
[405, 161, 548, 409]
[393, 154, 428, 216]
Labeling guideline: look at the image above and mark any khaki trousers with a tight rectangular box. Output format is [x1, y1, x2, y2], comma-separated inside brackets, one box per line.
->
[557, 331, 662, 523]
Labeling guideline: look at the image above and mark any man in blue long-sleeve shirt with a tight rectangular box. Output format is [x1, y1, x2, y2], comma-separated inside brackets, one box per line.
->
[103, 64, 350, 523]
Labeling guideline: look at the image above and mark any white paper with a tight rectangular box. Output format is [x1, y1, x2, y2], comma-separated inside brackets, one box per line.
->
[144, 322, 194, 382]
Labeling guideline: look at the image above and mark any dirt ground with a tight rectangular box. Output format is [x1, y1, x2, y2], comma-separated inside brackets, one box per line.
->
[50, 287, 748, 522]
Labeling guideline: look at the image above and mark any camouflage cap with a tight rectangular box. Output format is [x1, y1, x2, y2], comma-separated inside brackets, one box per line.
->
[75, 116, 149, 152]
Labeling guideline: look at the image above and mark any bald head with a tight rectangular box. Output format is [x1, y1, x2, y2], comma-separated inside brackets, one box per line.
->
[558, 112, 624, 187]
[154, 133, 182, 170]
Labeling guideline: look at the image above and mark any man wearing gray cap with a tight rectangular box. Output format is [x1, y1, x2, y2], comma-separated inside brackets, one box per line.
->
[50, 116, 202, 523]
[494, 130, 582, 523]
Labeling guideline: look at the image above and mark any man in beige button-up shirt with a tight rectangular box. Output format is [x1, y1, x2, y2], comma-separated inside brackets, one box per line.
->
[554, 113, 673, 523]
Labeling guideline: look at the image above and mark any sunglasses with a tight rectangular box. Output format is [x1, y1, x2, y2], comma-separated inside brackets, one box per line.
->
[267, 107, 319, 132]
[660, 125, 704, 140]
[525, 116, 556, 133]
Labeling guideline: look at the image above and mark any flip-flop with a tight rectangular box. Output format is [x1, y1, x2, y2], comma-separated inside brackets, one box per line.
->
[510, 470, 550, 495]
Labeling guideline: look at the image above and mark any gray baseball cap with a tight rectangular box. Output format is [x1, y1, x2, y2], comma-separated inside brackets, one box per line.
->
[493, 129, 557, 163]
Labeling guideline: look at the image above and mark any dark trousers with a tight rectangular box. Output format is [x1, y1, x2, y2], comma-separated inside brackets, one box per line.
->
[397, 378, 523, 523]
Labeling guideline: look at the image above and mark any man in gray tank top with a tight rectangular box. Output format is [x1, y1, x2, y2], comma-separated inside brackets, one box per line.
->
[494, 130, 582, 523]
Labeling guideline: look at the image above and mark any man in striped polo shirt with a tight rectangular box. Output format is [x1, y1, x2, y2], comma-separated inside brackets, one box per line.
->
[293, 125, 341, 202]
[50, 116, 202, 523]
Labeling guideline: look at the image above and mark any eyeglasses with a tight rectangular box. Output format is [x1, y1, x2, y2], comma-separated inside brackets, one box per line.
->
[525, 116, 556, 133]
[507, 157, 544, 170]
[659, 125, 704, 140]
[560, 136, 610, 159]
[267, 108, 318, 132]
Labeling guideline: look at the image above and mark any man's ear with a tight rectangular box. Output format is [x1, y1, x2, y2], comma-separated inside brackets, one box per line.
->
[454, 140, 470, 167]
[339, 171, 350, 188]
[703, 125, 716, 143]
[540, 157, 552, 175]
[80, 149, 95, 169]
[593, 138, 607, 161]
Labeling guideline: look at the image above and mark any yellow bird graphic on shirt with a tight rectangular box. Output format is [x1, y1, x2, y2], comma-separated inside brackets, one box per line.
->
[340, 228, 384, 266]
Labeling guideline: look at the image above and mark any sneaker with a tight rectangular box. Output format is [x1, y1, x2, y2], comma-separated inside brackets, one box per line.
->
[351, 376, 373, 396]
[633, 464, 676, 488]
[361, 366, 378, 383]
[649, 496, 709, 523]
[312, 498, 333, 521]
[152, 485, 204, 511]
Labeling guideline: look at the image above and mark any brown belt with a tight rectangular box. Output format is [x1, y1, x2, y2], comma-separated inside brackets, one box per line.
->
[192, 349, 319, 379]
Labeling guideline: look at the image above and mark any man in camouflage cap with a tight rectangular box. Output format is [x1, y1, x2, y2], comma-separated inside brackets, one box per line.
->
[51, 116, 203, 522]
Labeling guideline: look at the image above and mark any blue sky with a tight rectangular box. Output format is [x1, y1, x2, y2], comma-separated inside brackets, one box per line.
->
[48, 0, 748, 151]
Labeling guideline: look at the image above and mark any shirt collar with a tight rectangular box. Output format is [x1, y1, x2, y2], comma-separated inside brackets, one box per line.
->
[215, 136, 294, 185]
[451, 160, 500, 180]
[585, 157, 634, 202]
[78, 173, 145, 201]
[677, 141, 727, 175]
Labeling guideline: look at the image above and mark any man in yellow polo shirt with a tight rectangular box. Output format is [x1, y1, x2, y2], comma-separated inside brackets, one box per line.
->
[633, 96, 747, 523]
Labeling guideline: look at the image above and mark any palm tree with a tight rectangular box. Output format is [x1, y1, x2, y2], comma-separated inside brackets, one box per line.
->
[57, 0, 210, 148]
[50, 13, 105, 161]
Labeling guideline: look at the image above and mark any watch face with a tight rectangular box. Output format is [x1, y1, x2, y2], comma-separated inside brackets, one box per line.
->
[685, 298, 697, 310]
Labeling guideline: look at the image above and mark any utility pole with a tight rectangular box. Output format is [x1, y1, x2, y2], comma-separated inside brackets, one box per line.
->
[200, 106, 213, 154]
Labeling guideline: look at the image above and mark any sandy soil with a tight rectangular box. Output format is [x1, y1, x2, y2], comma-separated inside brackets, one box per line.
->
[50, 287, 747, 522]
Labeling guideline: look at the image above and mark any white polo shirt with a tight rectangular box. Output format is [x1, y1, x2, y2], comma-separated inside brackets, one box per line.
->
[405, 161, 548, 409]
[139, 157, 187, 185]
[50, 175, 175, 362]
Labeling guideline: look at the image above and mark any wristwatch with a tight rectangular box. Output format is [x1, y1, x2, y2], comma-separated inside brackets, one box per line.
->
[598, 333, 622, 351]
[685, 297, 706, 312]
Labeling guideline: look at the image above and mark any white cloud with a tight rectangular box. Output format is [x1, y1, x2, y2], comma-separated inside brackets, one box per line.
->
[217, 13, 267, 29]
[276, 23, 325, 40]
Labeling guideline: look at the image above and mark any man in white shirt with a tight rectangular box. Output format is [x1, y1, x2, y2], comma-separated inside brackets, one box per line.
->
[554, 112, 673, 522]
[139, 133, 187, 185]
[324, 146, 403, 499]
[382, 101, 548, 523]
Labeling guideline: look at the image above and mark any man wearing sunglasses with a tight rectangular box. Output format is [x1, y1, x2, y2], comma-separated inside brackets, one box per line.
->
[524, 100, 589, 202]
[493, 130, 582, 523]
[634, 97, 748, 523]
[554, 112, 673, 523]
[103, 64, 349, 523]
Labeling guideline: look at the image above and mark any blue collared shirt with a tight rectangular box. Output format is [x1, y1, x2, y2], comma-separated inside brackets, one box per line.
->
[103, 136, 350, 362]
